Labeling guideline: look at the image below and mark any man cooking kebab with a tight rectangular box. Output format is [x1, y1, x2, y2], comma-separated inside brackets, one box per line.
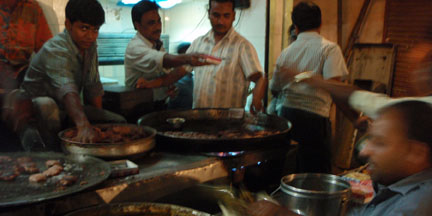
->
[183, 0, 267, 112]
[7, 0, 126, 150]
[125, 0, 212, 111]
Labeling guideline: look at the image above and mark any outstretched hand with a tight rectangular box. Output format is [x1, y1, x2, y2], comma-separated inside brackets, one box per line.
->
[186, 53, 221, 66]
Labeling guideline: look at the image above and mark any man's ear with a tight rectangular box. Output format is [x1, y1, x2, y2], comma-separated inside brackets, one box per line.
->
[133, 21, 139, 31]
[406, 140, 430, 165]
[65, 19, 72, 31]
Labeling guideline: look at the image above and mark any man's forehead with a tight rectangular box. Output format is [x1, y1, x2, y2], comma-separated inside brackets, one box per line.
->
[209, 1, 234, 12]
[142, 10, 160, 17]
[74, 21, 100, 29]
[372, 110, 405, 133]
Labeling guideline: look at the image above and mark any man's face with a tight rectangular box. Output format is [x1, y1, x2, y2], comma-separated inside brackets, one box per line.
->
[135, 10, 162, 43]
[359, 111, 411, 185]
[65, 20, 100, 52]
[208, 1, 235, 36]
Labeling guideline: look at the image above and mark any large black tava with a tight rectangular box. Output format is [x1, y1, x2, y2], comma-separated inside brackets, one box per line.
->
[0, 152, 110, 207]
[138, 108, 292, 152]
[65, 202, 211, 216]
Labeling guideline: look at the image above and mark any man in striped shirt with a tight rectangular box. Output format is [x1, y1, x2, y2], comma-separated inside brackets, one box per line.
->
[270, 1, 348, 173]
[185, 0, 267, 112]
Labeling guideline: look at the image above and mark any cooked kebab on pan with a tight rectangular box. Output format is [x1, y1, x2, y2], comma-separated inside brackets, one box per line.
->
[162, 129, 282, 139]
[0, 156, 77, 187]
[63, 125, 149, 144]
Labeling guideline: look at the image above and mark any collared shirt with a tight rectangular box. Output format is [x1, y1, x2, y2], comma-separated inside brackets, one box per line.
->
[347, 168, 432, 216]
[0, 0, 52, 77]
[124, 32, 169, 101]
[270, 31, 348, 117]
[349, 90, 432, 119]
[21, 30, 103, 105]
[186, 28, 263, 109]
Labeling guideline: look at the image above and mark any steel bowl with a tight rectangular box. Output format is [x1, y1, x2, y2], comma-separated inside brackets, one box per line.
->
[58, 124, 156, 158]
[272, 173, 351, 216]
[166, 117, 186, 129]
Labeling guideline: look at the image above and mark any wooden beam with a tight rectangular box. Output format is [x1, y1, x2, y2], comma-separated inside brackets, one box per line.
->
[343, 0, 372, 61]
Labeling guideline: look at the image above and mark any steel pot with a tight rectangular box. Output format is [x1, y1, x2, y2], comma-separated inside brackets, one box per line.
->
[58, 124, 156, 158]
[271, 173, 351, 216]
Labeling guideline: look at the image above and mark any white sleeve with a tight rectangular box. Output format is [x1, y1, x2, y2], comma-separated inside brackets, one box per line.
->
[125, 42, 167, 76]
[322, 45, 349, 80]
[348, 90, 394, 119]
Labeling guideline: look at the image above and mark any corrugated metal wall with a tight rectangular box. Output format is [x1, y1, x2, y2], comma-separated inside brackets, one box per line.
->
[384, 0, 432, 96]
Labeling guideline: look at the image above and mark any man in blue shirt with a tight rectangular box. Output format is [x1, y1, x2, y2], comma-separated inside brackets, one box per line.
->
[346, 100, 432, 215]
[248, 100, 432, 216]
[6, 0, 125, 150]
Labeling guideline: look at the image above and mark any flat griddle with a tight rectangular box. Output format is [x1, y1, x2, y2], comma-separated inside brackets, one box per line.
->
[138, 108, 292, 152]
[0, 152, 110, 207]
[64, 202, 212, 216]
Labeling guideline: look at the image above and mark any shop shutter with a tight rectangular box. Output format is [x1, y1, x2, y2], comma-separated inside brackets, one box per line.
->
[384, 0, 432, 96]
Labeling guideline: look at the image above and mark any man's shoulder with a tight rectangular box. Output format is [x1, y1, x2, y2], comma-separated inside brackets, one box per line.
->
[33, 32, 74, 66]
[42, 33, 72, 54]
[229, 30, 253, 45]
[126, 34, 152, 53]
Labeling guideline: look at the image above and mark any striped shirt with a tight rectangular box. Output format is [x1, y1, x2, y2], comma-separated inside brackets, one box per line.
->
[186, 28, 263, 108]
[270, 32, 348, 117]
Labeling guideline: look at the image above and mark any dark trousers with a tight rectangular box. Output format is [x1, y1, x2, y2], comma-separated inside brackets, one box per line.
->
[279, 107, 332, 173]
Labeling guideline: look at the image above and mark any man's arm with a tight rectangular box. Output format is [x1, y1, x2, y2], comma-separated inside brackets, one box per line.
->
[162, 53, 212, 68]
[62, 92, 96, 143]
[87, 95, 102, 109]
[249, 72, 268, 114]
[136, 67, 188, 89]
[304, 76, 357, 103]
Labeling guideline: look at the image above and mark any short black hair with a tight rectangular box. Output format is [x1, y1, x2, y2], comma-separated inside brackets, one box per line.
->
[132, 0, 160, 25]
[208, 0, 235, 11]
[289, 24, 297, 41]
[292, 1, 321, 33]
[65, 0, 105, 26]
[378, 101, 432, 154]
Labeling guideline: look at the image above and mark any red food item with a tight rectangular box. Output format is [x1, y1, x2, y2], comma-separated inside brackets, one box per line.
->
[16, 156, 33, 164]
[43, 164, 63, 177]
[29, 173, 47, 183]
[45, 160, 61, 168]
[204, 55, 222, 64]
[58, 175, 78, 186]
[0, 156, 12, 163]
[21, 162, 40, 174]
[0, 170, 19, 181]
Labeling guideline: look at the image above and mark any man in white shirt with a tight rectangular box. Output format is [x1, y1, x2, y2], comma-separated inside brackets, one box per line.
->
[185, 0, 267, 112]
[125, 0, 210, 110]
[270, 1, 348, 173]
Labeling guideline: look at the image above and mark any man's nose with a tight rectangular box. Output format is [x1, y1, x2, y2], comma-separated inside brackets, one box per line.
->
[358, 140, 372, 159]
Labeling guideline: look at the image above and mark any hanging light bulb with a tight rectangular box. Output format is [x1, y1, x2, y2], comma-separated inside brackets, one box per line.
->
[119, 0, 182, 9]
